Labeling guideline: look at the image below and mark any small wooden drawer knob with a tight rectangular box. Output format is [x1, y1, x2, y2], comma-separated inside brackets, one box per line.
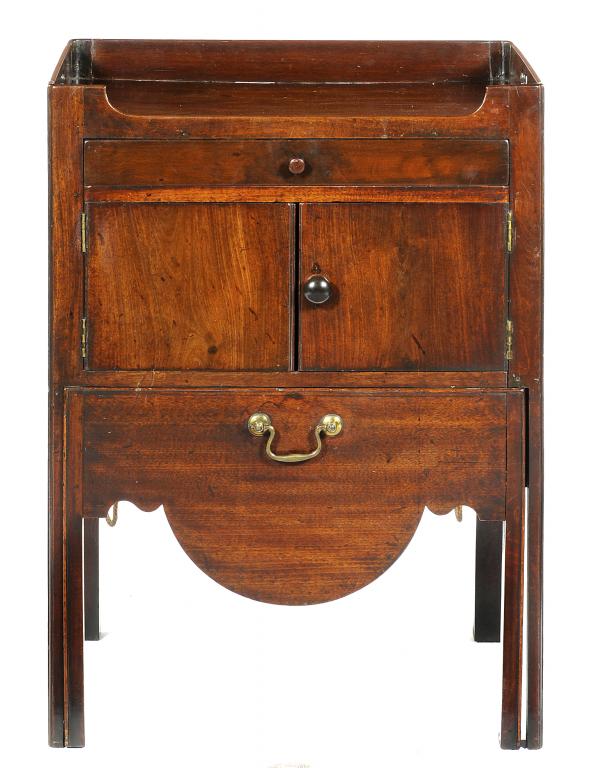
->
[288, 157, 306, 175]
[303, 274, 331, 304]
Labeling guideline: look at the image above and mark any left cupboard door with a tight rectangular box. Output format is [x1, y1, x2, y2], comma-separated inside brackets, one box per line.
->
[84, 203, 295, 371]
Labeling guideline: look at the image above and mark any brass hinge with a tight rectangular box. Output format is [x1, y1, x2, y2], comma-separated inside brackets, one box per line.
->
[505, 319, 514, 360]
[81, 211, 87, 254]
[506, 210, 513, 253]
[81, 317, 88, 360]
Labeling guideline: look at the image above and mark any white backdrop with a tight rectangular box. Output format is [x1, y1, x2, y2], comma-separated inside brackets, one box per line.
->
[0, 2, 585, 766]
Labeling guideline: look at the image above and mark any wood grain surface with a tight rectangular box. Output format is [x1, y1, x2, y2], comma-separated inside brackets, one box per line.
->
[84, 186, 509, 205]
[68, 40, 524, 140]
[508, 85, 544, 749]
[63, 392, 85, 747]
[84, 83, 510, 140]
[73, 370, 508, 389]
[103, 81, 489, 118]
[84, 138, 509, 188]
[48, 39, 543, 750]
[300, 202, 507, 371]
[88, 40, 504, 84]
[81, 388, 512, 605]
[48, 85, 84, 748]
[86, 203, 294, 371]
[501, 393, 526, 748]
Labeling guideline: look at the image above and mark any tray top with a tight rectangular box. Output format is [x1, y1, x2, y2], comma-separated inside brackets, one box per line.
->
[51, 39, 540, 84]
[50, 40, 540, 129]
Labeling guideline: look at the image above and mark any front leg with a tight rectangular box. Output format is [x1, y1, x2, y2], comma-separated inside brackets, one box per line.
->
[526, 388, 543, 748]
[63, 391, 85, 747]
[501, 395, 526, 749]
[48, 392, 65, 746]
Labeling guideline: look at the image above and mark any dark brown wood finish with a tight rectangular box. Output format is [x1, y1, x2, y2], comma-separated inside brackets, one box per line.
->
[84, 83, 510, 140]
[300, 202, 507, 371]
[74, 369, 508, 389]
[508, 44, 542, 89]
[49, 41, 542, 750]
[508, 84, 544, 749]
[85, 203, 294, 371]
[63, 391, 85, 747]
[83, 519, 100, 641]
[84, 139, 509, 188]
[526, 386, 544, 748]
[87, 40, 504, 83]
[474, 520, 503, 642]
[51, 40, 538, 139]
[104, 82, 490, 118]
[65, 41, 527, 140]
[85, 186, 509, 204]
[501, 392, 526, 749]
[80, 388, 513, 604]
[48, 85, 84, 748]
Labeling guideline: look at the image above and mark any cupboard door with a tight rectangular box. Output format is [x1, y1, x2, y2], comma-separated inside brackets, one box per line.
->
[85, 203, 294, 370]
[299, 203, 507, 371]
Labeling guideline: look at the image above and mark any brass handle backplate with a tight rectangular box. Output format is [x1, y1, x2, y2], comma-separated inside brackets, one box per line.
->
[247, 412, 343, 463]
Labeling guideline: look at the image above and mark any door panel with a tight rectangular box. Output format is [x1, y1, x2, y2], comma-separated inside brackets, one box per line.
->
[85, 203, 294, 370]
[299, 203, 507, 371]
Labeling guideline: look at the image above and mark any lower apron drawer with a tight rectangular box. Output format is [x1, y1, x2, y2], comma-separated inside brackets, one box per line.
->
[75, 387, 521, 604]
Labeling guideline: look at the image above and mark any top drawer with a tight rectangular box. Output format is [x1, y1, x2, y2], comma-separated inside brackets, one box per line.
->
[84, 139, 509, 188]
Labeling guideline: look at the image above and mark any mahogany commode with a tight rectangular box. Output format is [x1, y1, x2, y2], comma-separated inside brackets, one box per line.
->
[48, 40, 543, 749]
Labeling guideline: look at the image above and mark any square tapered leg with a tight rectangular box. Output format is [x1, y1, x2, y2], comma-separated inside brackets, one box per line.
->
[84, 518, 100, 641]
[474, 519, 503, 642]
[501, 395, 526, 749]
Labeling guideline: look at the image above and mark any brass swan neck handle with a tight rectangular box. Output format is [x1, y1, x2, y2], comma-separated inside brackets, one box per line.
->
[247, 412, 343, 463]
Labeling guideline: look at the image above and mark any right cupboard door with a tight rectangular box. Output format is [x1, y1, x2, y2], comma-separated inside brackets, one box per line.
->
[299, 203, 508, 371]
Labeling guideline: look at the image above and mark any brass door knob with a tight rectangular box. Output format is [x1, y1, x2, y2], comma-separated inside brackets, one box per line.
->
[303, 274, 331, 304]
[288, 157, 306, 175]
